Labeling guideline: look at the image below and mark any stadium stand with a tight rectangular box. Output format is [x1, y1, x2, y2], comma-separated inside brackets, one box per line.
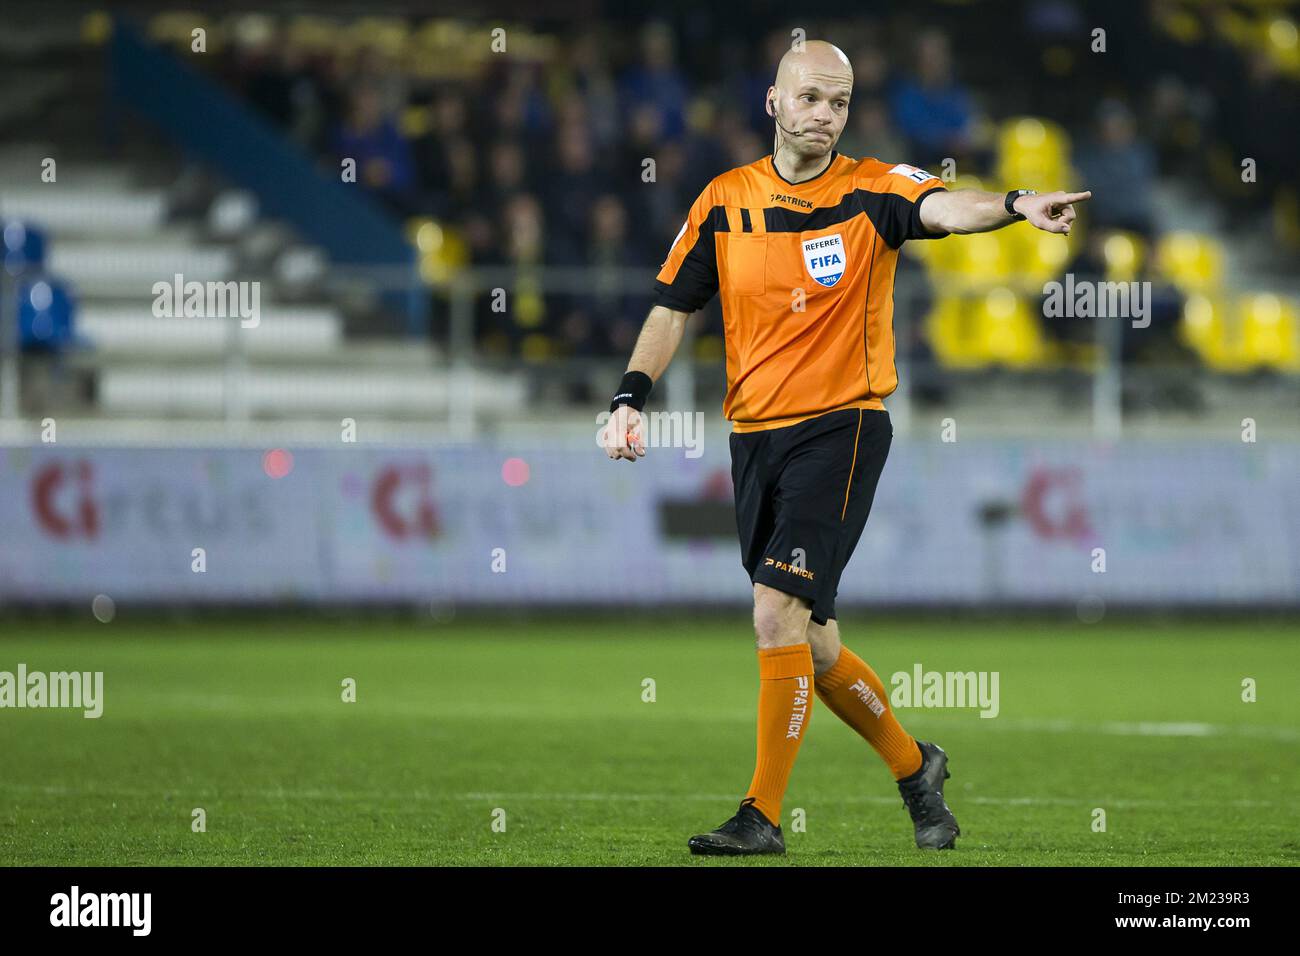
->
[0, 3, 1293, 430]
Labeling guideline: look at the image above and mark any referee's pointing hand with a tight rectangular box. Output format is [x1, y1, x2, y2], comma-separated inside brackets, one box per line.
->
[1016, 190, 1092, 235]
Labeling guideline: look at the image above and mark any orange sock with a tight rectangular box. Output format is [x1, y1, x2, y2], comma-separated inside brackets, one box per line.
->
[743, 643, 814, 827]
[815, 645, 922, 780]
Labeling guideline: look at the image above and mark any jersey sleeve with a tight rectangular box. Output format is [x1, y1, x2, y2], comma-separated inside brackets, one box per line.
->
[653, 180, 722, 312]
[871, 163, 950, 248]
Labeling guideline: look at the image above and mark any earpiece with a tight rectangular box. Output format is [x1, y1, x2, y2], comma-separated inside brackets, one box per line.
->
[770, 98, 799, 138]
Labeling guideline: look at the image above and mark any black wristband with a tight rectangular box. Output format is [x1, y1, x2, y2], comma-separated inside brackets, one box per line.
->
[610, 370, 653, 413]
[1005, 189, 1035, 221]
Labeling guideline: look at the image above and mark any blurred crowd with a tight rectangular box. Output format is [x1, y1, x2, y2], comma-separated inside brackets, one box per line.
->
[213, 3, 1298, 364]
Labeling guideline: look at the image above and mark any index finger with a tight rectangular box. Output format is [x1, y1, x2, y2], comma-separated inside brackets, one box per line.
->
[1060, 190, 1092, 204]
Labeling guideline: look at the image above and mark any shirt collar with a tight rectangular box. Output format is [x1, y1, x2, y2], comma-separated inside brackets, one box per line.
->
[770, 150, 838, 186]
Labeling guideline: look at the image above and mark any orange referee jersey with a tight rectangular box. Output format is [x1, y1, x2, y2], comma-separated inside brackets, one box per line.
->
[654, 151, 949, 431]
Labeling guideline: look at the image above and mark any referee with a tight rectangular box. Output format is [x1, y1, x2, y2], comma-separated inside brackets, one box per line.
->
[602, 39, 1090, 855]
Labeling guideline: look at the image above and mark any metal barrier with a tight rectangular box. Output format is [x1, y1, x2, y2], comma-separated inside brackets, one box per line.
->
[428, 263, 1135, 439]
[8, 255, 1296, 439]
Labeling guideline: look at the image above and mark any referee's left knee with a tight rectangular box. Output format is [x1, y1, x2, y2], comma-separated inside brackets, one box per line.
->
[751, 583, 812, 649]
[806, 618, 842, 676]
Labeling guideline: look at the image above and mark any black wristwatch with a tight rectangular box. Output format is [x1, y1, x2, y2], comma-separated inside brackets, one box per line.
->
[1005, 189, 1036, 221]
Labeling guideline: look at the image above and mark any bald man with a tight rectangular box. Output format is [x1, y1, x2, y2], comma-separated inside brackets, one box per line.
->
[602, 40, 1090, 855]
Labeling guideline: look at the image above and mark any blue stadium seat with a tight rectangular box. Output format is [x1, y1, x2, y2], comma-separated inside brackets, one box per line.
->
[18, 277, 76, 352]
[2, 220, 47, 271]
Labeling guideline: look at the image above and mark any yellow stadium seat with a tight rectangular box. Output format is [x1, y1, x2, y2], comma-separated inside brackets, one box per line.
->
[1213, 8, 1256, 47]
[927, 232, 1016, 291]
[908, 229, 952, 273]
[996, 117, 1072, 190]
[347, 17, 410, 57]
[975, 288, 1050, 367]
[1262, 15, 1300, 76]
[1101, 231, 1146, 282]
[1179, 293, 1247, 371]
[520, 334, 553, 362]
[286, 16, 342, 53]
[1274, 186, 1300, 250]
[149, 13, 216, 50]
[81, 11, 112, 45]
[407, 216, 437, 250]
[925, 295, 988, 369]
[1156, 232, 1225, 292]
[513, 279, 545, 329]
[401, 106, 432, 138]
[1240, 293, 1300, 370]
[409, 219, 469, 284]
[925, 290, 1049, 368]
[1009, 226, 1073, 287]
[1154, 5, 1202, 43]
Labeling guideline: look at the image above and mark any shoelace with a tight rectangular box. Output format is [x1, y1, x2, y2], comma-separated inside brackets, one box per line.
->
[719, 803, 765, 835]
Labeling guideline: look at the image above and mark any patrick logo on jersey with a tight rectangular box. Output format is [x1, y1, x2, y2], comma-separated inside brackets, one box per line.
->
[800, 233, 846, 288]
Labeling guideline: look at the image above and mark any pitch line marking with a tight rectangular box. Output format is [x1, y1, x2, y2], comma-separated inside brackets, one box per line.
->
[0, 782, 1283, 810]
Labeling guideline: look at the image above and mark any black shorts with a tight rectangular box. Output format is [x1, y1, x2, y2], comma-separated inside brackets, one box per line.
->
[729, 407, 892, 625]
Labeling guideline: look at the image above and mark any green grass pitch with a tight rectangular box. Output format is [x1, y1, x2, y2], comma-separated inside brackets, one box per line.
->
[0, 613, 1296, 866]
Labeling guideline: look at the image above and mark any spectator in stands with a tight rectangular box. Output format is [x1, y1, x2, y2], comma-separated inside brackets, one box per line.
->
[241, 30, 294, 129]
[474, 193, 554, 355]
[722, 126, 765, 177]
[203, 8, 1296, 373]
[849, 39, 890, 101]
[332, 83, 417, 218]
[727, 30, 804, 139]
[615, 103, 678, 247]
[562, 29, 621, 153]
[888, 29, 973, 168]
[588, 194, 648, 270]
[485, 140, 530, 220]
[619, 21, 689, 141]
[1217, 48, 1298, 229]
[447, 139, 526, 266]
[1074, 100, 1159, 239]
[554, 197, 637, 359]
[1147, 75, 1209, 182]
[346, 44, 408, 122]
[492, 63, 554, 144]
[616, 101, 667, 181]
[1040, 230, 1194, 384]
[543, 122, 611, 265]
[554, 194, 658, 399]
[837, 97, 907, 163]
[1041, 233, 1105, 352]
